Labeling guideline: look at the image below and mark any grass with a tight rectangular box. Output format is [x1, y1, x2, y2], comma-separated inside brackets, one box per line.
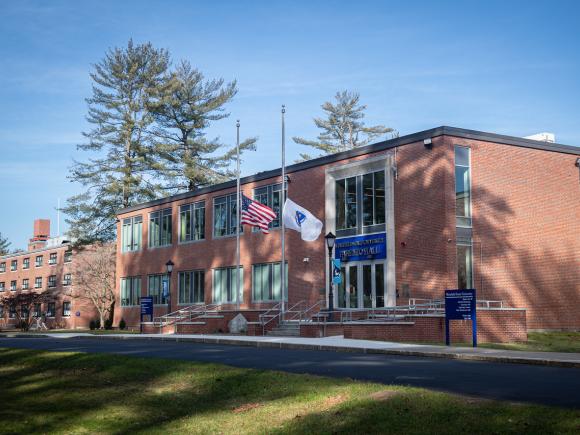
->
[0, 349, 578, 434]
[452, 332, 580, 353]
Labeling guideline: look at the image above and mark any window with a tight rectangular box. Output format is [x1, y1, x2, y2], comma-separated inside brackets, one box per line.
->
[47, 302, 55, 317]
[336, 176, 357, 230]
[48, 275, 57, 288]
[10, 280, 16, 291]
[63, 274, 72, 286]
[49, 252, 57, 265]
[64, 250, 72, 263]
[9, 306, 16, 318]
[0, 262, 5, 273]
[120, 277, 141, 306]
[62, 302, 71, 317]
[0, 282, 4, 291]
[33, 303, 41, 318]
[23, 258, 30, 269]
[178, 270, 205, 304]
[213, 267, 243, 303]
[457, 241, 473, 289]
[252, 262, 288, 302]
[21, 306, 29, 319]
[179, 201, 205, 242]
[121, 216, 143, 252]
[35, 255, 43, 267]
[253, 183, 287, 230]
[0, 305, 3, 317]
[213, 194, 242, 237]
[34, 277, 42, 289]
[147, 275, 168, 305]
[22, 279, 29, 290]
[362, 171, 386, 226]
[10, 260, 17, 271]
[455, 146, 472, 227]
[149, 208, 173, 248]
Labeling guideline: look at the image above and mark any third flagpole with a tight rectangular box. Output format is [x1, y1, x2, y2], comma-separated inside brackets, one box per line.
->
[236, 120, 241, 311]
[281, 105, 286, 318]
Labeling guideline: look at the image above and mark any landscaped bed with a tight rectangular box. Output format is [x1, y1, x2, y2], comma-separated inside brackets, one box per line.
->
[0, 348, 578, 434]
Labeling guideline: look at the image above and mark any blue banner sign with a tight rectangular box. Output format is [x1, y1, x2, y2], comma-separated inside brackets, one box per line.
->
[162, 279, 169, 298]
[332, 259, 342, 285]
[445, 289, 477, 347]
[334, 233, 386, 262]
[141, 296, 154, 316]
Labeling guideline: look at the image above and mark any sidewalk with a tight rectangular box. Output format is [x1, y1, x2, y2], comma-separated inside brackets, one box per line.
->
[2, 331, 579, 368]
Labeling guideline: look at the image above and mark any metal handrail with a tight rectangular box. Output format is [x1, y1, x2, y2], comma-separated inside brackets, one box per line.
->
[154, 303, 212, 326]
[298, 300, 327, 324]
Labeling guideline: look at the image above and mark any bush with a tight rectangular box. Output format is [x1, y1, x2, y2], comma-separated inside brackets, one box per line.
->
[119, 319, 126, 330]
[89, 320, 96, 330]
[104, 319, 113, 330]
[95, 318, 101, 329]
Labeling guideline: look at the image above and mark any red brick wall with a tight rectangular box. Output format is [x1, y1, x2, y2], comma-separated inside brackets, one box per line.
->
[446, 136, 580, 330]
[115, 134, 579, 330]
[340, 309, 527, 343]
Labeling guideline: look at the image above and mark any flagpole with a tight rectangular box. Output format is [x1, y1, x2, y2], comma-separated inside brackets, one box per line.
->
[281, 105, 286, 318]
[236, 120, 241, 311]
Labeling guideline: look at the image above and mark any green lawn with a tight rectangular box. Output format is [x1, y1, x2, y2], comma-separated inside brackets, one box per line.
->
[478, 331, 580, 353]
[416, 332, 580, 353]
[0, 349, 578, 434]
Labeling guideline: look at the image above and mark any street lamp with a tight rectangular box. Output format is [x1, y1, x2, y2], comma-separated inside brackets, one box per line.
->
[165, 260, 174, 314]
[325, 232, 336, 321]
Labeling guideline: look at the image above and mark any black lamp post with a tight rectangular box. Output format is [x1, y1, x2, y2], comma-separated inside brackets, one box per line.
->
[165, 260, 174, 314]
[325, 232, 336, 321]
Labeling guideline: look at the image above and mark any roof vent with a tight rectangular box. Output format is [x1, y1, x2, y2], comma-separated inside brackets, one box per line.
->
[524, 132, 555, 143]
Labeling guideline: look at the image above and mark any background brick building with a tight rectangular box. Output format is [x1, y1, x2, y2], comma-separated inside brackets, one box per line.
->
[115, 126, 580, 332]
[0, 219, 97, 329]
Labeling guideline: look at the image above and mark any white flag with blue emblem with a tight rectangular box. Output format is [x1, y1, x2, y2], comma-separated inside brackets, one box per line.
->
[282, 198, 323, 242]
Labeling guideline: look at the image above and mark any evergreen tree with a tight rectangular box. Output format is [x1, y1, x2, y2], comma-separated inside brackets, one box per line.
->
[293, 90, 396, 161]
[0, 232, 10, 255]
[149, 61, 257, 191]
[63, 40, 170, 243]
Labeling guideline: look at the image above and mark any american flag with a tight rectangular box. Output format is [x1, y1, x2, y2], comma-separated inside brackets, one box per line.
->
[241, 194, 277, 234]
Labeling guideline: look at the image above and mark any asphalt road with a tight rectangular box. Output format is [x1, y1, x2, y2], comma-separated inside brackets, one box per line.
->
[1, 337, 579, 408]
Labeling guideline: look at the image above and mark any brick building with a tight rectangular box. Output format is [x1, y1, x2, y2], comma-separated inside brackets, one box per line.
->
[115, 126, 580, 336]
[0, 219, 97, 330]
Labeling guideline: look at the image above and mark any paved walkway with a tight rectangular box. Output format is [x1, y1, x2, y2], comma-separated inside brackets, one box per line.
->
[2, 332, 579, 368]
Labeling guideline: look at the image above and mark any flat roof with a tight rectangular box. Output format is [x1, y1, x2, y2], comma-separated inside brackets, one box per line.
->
[119, 125, 580, 215]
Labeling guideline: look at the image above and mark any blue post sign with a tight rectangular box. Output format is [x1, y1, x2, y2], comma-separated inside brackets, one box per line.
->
[332, 259, 342, 285]
[445, 289, 477, 347]
[140, 296, 154, 333]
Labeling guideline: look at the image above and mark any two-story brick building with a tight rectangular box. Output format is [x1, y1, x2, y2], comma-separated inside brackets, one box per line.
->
[0, 219, 97, 329]
[115, 126, 580, 337]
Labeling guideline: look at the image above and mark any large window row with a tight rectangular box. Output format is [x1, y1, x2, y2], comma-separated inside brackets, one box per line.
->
[0, 301, 69, 319]
[0, 274, 68, 291]
[0, 250, 72, 271]
[120, 182, 290, 252]
[335, 170, 386, 232]
[120, 262, 287, 307]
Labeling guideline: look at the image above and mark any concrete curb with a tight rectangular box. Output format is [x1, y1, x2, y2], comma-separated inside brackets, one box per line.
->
[2, 332, 578, 368]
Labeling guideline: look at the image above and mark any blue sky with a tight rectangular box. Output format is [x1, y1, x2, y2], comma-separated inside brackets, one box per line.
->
[1, 0, 579, 249]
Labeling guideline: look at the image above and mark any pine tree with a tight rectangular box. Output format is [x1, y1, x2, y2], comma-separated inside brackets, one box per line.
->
[0, 232, 10, 255]
[293, 90, 396, 161]
[149, 61, 257, 191]
[63, 40, 170, 243]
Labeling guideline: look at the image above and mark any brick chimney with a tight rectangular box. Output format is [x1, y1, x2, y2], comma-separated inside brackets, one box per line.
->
[28, 219, 50, 251]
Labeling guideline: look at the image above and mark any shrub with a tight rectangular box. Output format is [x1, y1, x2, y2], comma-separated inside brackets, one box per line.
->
[104, 319, 113, 330]
[89, 320, 96, 330]
[119, 319, 126, 330]
[95, 318, 101, 329]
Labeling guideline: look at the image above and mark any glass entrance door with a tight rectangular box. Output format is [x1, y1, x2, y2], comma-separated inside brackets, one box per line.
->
[335, 261, 386, 309]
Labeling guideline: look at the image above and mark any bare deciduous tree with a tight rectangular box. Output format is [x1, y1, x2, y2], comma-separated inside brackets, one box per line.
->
[68, 243, 116, 328]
